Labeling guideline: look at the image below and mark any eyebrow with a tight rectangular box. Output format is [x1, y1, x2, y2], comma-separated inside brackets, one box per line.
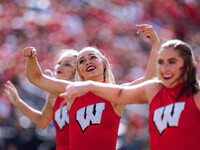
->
[168, 58, 177, 61]
[158, 57, 177, 62]
[78, 53, 96, 61]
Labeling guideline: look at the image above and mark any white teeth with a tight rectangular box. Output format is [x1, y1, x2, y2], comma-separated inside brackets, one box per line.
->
[87, 66, 95, 71]
[163, 75, 172, 78]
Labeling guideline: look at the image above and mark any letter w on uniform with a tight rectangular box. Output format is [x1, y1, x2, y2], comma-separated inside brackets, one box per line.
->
[76, 103, 105, 133]
[153, 102, 185, 135]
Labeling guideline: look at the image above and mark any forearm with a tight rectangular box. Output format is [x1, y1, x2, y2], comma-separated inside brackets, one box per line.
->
[26, 57, 43, 85]
[26, 57, 71, 96]
[144, 35, 160, 80]
[16, 99, 49, 129]
[87, 81, 148, 104]
[88, 81, 124, 104]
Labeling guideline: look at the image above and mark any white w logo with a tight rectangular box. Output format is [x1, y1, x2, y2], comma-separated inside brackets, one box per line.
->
[153, 102, 185, 135]
[54, 106, 69, 130]
[76, 103, 105, 133]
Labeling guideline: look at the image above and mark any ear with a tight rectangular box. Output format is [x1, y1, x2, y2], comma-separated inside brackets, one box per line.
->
[78, 72, 84, 79]
[79, 74, 83, 78]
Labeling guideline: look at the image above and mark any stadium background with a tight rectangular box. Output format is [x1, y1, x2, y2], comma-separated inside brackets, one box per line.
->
[0, 0, 200, 149]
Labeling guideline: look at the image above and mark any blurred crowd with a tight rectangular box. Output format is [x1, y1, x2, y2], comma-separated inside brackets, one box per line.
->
[0, 0, 200, 149]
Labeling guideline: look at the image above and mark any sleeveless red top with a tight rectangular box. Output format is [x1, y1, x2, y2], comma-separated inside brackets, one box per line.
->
[69, 92, 121, 150]
[149, 83, 200, 150]
[53, 97, 69, 150]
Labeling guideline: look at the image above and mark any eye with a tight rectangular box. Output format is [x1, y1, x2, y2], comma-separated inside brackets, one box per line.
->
[65, 63, 71, 67]
[169, 60, 175, 64]
[79, 59, 85, 64]
[91, 55, 97, 59]
[158, 60, 163, 64]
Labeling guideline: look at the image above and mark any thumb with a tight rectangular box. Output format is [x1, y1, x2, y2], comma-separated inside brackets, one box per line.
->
[32, 48, 37, 57]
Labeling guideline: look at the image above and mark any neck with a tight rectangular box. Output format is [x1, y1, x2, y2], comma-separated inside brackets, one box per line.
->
[84, 76, 104, 83]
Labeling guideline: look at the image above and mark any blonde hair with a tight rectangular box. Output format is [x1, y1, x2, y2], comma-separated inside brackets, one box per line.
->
[56, 49, 78, 61]
[74, 47, 115, 84]
[54, 49, 78, 81]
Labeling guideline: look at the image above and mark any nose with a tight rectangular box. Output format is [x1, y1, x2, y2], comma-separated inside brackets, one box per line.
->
[161, 64, 170, 72]
[56, 64, 62, 71]
[85, 59, 92, 66]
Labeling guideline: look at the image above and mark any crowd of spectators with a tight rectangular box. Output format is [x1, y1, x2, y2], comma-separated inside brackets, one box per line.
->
[0, 0, 200, 149]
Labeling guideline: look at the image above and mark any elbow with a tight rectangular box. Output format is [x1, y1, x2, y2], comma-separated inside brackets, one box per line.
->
[37, 122, 48, 129]
[27, 72, 43, 85]
[40, 125, 48, 130]
[38, 125, 48, 130]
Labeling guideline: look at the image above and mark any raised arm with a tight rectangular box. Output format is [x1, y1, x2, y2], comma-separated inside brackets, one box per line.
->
[5, 81, 53, 129]
[123, 24, 160, 86]
[61, 80, 155, 104]
[24, 46, 71, 96]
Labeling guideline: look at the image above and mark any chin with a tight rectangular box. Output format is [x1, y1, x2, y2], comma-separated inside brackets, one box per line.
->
[57, 76, 66, 80]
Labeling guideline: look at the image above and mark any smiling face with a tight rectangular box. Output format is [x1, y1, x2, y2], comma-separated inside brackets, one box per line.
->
[55, 54, 76, 80]
[77, 48, 106, 82]
[157, 39, 199, 97]
[158, 47, 184, 88]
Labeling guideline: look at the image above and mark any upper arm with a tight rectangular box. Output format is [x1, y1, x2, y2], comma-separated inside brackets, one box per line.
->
[119, 81, 150, 104]
[39, 94, 54, 128]
[32, 74, 70, 96]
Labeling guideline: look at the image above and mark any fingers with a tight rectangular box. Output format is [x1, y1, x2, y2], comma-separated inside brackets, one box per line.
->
[4, 89, 10, 96]
[7, 80, 14, 88]
[136, 24, 154, 39]
[5, 82, 12, 96]
[5, 81, 11, 90]
[5, 81, 18, 95]
[60, 92, 74, 100]
[23, 46, 37, 57]
[5, 81, 14, 90]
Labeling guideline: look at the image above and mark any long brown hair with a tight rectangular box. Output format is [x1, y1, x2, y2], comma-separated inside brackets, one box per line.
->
[162, 40, 199, 98]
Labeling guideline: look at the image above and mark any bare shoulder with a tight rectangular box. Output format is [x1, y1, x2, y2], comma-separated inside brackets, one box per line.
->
[145, 79, 163, 103]
[194, 89, 200, 110]
[141, 78, 163, 89]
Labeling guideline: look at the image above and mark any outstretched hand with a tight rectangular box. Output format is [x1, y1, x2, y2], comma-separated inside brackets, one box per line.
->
[60, 82, 90, 100]
[136, 24, 159, 44]
[4, 81, 21, 106]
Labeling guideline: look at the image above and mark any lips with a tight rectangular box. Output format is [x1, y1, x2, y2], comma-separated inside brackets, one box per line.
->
[57, 71, 62, 74]
[163, 75, 172, 80]
[86, 66, 96, 72]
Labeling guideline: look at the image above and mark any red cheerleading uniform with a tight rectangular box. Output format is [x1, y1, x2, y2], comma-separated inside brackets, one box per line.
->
[149, 83, 200, 150]
[53, 97, 69, 150]
[69, 92, 121, 150]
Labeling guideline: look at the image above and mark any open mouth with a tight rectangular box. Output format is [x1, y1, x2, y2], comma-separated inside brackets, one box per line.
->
[163, 75, 172, 80]
[57, 71, 62, 74]
[86, 66, 96, 72]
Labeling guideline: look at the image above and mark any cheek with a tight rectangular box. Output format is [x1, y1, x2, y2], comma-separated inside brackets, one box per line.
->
[157, 65, 162, 74]
[78, 65, 84, 74]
